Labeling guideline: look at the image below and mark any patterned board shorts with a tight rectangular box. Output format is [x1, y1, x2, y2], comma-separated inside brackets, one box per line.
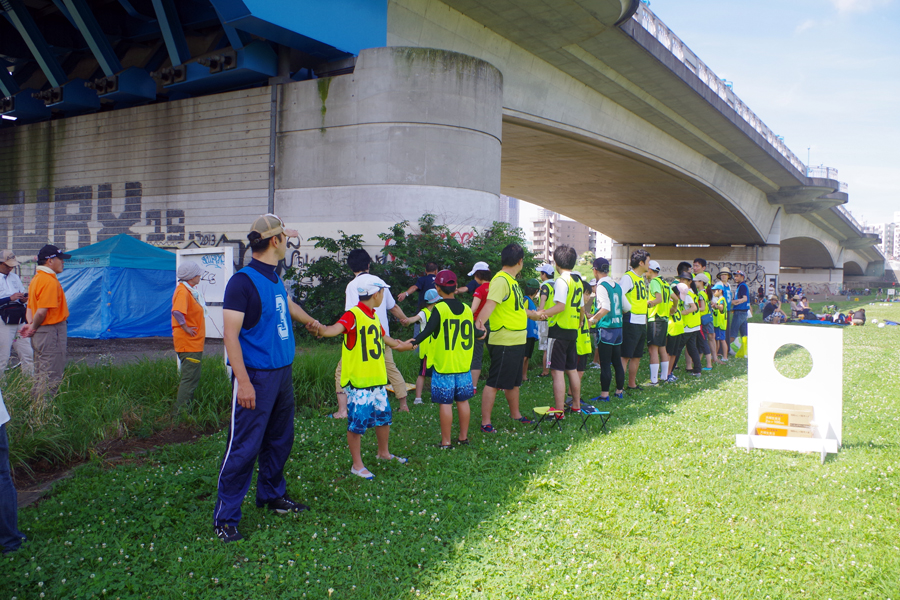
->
[346, 385, 392, 435]
[431, 372, 475, 405]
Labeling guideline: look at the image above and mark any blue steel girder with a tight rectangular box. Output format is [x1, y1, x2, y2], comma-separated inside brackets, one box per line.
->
[62, 0, 123, 77]
[0, 0, 68, 88]
[116, 0, 154, 22]
[0, 59, 19, 96]
[151, 0, 190, 66]
[49, 0, 79, 29]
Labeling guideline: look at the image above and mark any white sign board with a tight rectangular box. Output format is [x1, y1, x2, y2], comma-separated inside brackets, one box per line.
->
[736, 323, 843, 463]
[889, 289, 895, 297]
[175, 247, 234, 339]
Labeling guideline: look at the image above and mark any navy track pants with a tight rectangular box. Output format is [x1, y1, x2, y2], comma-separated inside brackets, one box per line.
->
[214, 365, 294, 527]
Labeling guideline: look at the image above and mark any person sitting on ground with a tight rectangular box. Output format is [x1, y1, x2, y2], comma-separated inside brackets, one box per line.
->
[851, 308, 866, 326]
[799, 296, 814, 318]
[762, 295, 787, 324]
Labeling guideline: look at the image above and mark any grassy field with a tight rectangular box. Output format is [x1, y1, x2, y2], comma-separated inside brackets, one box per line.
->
[2, 301, 899, 599]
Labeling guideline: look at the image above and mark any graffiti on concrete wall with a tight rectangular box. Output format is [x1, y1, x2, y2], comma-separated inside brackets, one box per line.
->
[705, 261, 767, 285]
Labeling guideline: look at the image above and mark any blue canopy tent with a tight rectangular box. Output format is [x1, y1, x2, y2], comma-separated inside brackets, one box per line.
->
[58, 234, 176, 339]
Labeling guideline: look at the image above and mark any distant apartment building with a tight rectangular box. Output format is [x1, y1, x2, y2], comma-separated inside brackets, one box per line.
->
[864, 222, 895, 259]
[532, 212, 591, 263]
[499, 195, 520, 230]
[590, 229, 614, 259]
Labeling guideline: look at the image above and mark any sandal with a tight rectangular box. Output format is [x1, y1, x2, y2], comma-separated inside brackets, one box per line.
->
[350, 467, 375, 480]
[456, 439, 469, 445]
[513, 416, 534, 424]
[436, 444, 454, 450]
[480, 424, 496, 433]
[378, 454, 408, 464]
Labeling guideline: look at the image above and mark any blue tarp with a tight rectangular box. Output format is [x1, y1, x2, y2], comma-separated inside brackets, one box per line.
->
[58, 235, 176, 339]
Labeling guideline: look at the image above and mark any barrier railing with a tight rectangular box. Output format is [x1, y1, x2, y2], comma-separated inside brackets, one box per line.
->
[632, 4, 832, 185]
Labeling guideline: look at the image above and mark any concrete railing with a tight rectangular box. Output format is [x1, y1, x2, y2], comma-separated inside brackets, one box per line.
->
[632, 4, 810, 176]
[836, 204, 863, 231]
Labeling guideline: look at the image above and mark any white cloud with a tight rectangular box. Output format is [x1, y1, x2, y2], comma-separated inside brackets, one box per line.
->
[795, 18, 817, 33]
[831, 0, 893, 14]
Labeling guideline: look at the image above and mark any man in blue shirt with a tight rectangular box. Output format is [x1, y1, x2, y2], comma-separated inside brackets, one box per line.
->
[731, 270, 751, 350]
[214, 214, 321, 543]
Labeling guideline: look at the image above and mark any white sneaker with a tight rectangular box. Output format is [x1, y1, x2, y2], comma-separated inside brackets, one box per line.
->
[413, 398, 423, 405]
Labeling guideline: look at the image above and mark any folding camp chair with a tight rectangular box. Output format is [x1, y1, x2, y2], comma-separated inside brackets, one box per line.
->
[576, 403, 611, 432]
[532, 407, 565, 433]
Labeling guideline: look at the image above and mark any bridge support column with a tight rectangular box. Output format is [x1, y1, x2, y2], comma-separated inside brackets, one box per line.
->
[274, 47, 503, 257]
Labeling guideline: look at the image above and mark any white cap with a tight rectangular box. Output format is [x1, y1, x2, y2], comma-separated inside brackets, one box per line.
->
[467, 261, 490, 277]
[589, 278, 597, 286]
[648, 260, 661, 272]
[537, 264, 555, 276]
[356, 274, 390, 296]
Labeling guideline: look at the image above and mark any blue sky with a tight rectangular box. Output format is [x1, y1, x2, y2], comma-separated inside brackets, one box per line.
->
[649, 0, 900, 225]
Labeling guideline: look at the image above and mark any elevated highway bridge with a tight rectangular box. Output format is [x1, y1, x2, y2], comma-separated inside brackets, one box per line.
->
[0, 0, 882, 290]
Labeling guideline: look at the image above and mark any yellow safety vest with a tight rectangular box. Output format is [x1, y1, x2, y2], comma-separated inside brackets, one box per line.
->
[625, 271, 648, 315]
[549, 271, 583, 330]
[683, 290, 702, 329]
[418, 305, 436, 359]
[428, 301, 475, 374]
[668, 299, 685, 336]
[540, 279, 555, 308]
[648, 276, 670, 321]
[714, 296, 727, 329]
[341, 306, 388, 389]
[487, 271, 527, 332]
[577, 315, 592, 356]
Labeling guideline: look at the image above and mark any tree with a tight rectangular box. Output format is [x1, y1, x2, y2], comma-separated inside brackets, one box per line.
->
[579, 250, 595, 265]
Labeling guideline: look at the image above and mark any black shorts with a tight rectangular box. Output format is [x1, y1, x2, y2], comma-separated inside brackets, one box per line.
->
[548, 337, 578, 371]
[470, 336, 485, 370]
[698, 331, 711, 355]
[621, 318, 647, 359]
[577, 353, 588, 372]
[524, 337, 537, 359]
[485, 343, 525, 390]
[419, 358, 433, 378]
[647, 319, 668, 347]
[666, 332, 684, 357]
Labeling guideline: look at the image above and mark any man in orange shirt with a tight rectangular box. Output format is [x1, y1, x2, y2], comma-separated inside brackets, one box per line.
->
[20, 245, 71, 402]
[172, 262, 206, 413]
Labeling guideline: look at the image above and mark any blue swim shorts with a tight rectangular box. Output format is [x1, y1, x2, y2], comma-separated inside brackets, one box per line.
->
[431, 372, 475, 405]
[346, 385, 392, 435]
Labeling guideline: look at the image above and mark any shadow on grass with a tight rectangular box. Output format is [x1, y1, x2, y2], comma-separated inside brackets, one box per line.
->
[5, 345, 750, 599]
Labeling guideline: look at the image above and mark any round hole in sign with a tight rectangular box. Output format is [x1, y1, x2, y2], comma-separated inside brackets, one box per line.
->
[773, 343, 813, 379]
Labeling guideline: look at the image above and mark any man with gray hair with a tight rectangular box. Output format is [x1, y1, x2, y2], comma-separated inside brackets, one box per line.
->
[172, 261, 206, 412]
[0, 250, 33, 376]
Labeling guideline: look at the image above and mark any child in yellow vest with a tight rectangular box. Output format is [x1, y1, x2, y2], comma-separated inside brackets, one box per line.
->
[313, 275, 414, 480]
[712, 287, 729, 362]
[409, 289, 442, 405]
[411, 271, 483, 448]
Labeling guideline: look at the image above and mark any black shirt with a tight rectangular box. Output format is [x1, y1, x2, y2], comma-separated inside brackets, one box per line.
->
[762, 302, 777, 319]
[223, 258, 279, 330]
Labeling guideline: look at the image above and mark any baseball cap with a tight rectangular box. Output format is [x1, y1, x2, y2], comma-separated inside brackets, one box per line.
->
[694, 273, 710, 285]
[435, 269, 457, 286]
[589, 278, 597, 286]
[537, 264, 555, 276]
[648, 260, 661, 272]
[467, 261, 489, 276]
[424, 289, 440, 304]
[592, 257, 610, 272]
[37, 244, 72, 261]
[250, 213, 299, 239]
[523, 278, 540, 292]
[676, 270, 693, 281]
[0, 250, 18, 267]
[355, 274, 390, 296]
[734, 270, 745, 277]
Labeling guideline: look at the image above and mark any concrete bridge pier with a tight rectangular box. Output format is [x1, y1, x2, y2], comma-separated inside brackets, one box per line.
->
[611, 244, 781, 295]
[274, 47, 504, 252]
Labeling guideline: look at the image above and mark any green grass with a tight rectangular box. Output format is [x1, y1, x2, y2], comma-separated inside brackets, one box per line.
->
[3, 305, 900, 599]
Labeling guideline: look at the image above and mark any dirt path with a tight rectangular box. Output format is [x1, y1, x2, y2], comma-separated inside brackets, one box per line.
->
[66, 336, 224, 367]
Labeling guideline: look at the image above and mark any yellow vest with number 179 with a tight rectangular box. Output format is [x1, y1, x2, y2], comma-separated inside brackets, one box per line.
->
[428, 301, 475, 374]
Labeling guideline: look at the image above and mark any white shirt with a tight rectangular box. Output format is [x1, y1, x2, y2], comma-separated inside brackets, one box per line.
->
[345, 274, 397, 336]
[678, 283, 699, 332]
[0, 272, 25, 299]
[594, 276, 619, 312]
